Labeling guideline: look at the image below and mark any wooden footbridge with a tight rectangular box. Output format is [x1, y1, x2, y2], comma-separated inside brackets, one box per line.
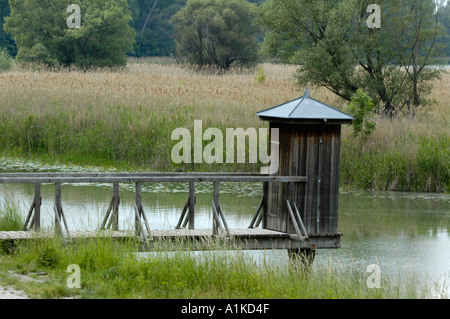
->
[0, 89, 352, 262]
[0, 172, 340, 255]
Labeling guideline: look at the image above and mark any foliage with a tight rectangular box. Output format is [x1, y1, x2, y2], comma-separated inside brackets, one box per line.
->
[171, 0, 260, 71]
[127, 0, 186, 57]
[254, 65, 266, 83]
[0, 197, 23, 231]
[0, 0, 16, 57]
[0, 47, 12, 71]
[258, 0, 447, 116]
[0, 236, 432, 299]
[438, 3, 450, 57]
[346, 89, 377, 138]
[4, 0, 135, 68]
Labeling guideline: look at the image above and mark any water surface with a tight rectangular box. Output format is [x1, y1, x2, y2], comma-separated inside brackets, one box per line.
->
[0, 158, 449, 297]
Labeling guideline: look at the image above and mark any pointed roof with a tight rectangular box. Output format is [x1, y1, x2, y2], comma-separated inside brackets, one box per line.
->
[257, 87, 354, 124]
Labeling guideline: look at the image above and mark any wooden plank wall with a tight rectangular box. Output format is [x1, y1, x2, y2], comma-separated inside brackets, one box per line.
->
[264, 123, 341, 235]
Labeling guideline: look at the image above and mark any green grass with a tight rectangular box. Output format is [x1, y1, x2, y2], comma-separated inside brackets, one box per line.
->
[0, 196, 23, 231]
[0, 201, 440, 299]
[0, 106, 263, 173]
[340, 132, 449, 192]
[0, 235, 434, 299]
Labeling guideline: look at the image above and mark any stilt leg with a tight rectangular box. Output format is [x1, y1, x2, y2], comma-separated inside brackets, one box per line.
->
[288, 248, 316, 270]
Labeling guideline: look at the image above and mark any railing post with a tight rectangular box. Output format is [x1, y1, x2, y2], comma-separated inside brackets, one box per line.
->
[189, 181, 195, 230]
[135, 182, 142, 235]
[213, 181, 220, 235]
[34, 183, 41, 231]
[112, 183, 120, 231]
[55, 182, 62, 236]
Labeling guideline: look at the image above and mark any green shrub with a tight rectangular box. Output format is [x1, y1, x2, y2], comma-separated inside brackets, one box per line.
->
[346, 89, 377, 138]
[254, 65, 266, 84]
[0, 49, 13, 71]
[38, 246, 60, 268]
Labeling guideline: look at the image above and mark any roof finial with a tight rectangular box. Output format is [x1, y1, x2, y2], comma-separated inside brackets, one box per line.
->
[304, 86, 310, 98]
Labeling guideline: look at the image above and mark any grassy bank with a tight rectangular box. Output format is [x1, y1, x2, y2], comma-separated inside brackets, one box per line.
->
[0, 235, 434, 299]
[0, 62, 448, 191]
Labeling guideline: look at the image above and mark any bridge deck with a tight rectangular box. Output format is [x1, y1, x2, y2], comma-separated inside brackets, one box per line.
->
[0, 228, 286, 240]
[0, 228, 341, 250]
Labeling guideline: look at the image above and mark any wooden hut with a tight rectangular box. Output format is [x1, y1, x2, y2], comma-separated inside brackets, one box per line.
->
[257, 88, 353, 253]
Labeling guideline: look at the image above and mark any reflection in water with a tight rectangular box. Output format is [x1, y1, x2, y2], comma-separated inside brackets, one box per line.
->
[0, 181, 449, 297]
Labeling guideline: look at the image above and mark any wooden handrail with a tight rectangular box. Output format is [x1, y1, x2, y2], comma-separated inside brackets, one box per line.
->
[0, 173, 307, 184]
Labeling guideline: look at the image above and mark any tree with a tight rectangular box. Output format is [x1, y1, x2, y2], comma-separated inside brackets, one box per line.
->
[127, 0, 186, 57]
[0, 0, 17, 57]
[346, 89, 377, 138]
[396, 0, 448, 112]
[5, 0, 135, 68]
[438, 2, 450, 57]
[171, 0, 260, 71]
[258, 0, 447, 116]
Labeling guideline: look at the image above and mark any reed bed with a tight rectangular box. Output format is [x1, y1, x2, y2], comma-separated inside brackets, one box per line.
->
[0, 61, 448, 191]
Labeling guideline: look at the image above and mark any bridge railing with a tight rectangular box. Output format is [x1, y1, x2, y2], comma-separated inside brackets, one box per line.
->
[0, 173, 308, 240]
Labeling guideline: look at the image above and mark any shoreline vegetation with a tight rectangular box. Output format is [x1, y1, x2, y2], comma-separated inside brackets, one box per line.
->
[0, 59, 448, 192]
[0, 229, 440, 299]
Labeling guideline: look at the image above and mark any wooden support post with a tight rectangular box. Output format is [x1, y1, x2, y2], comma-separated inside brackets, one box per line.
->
[189, 181, 195, 230]
[134, 203, 148, 244]
[135, 182, 152, 240]
[212, 201, 224, 235]
[100, 198, 114, 230]
[34, 183, 41, 231]
[23, 199, 35, 231]
[262, 181, 268, 229]
[55, 183, 62, 236]
[54, 183, 71, 239]
[287, 200, 304, 240]
[176, 196, 190, 229]
[249, 196, 264, 228]
[288, 248, 316, 270]
[218, 203, 230, 236]
[112, 183, 120, 231]
[293, 202, 308, 239]
[212, 181, 220, 235]
[135, 182, 142, 235]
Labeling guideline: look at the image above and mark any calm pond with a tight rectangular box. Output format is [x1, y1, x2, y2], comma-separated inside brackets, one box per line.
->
[0, 161, 449, 297]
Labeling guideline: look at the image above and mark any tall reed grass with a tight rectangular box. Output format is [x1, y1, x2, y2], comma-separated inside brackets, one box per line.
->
[0, 196, 23, 231]
[0, 61, 448, 191]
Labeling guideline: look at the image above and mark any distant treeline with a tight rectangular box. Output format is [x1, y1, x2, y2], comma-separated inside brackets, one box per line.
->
[0, 0, 266, 58]
[2, 0, 448, 59]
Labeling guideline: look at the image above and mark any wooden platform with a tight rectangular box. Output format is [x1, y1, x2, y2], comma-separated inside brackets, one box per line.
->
[0, 172, 342, 253]
[0, 228, 341, 250]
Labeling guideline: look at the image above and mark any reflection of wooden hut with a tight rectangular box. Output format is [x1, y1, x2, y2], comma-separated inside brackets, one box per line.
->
[257, 88, 353, 256]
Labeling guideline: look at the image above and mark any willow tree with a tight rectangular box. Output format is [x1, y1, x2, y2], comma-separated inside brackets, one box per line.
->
[258, 0, 447, 116]
[171, 0, 260, 71]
